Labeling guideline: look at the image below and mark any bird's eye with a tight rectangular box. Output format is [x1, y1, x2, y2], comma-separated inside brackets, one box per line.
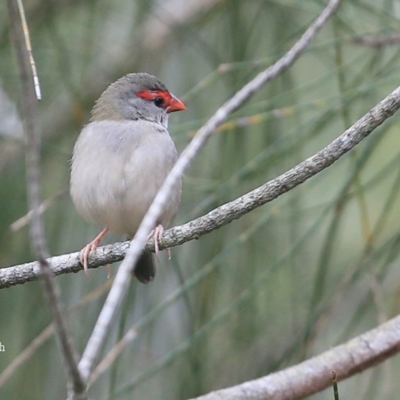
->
[153, 97, 165, 108]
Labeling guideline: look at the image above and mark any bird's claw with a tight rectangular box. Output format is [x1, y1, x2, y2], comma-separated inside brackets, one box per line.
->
[79, 242, 97, 276]
[79, 227, 109, 276]
[148, 224, 165, 260]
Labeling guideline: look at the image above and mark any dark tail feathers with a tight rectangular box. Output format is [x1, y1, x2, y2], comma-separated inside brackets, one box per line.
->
[133, 252, 156, 284]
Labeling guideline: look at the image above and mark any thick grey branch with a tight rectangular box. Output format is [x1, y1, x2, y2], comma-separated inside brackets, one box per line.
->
[188, 313, 400, 400]
[2, 81, 400, 289]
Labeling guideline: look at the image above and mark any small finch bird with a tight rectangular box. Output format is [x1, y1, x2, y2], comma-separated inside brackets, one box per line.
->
[70, 73, 186, 283]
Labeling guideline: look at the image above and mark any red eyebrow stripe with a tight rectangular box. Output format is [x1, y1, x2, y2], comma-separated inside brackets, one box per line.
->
[136, 90, 172, 103]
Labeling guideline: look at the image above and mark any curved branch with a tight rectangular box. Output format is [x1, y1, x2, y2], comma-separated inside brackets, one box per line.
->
[2, 81, 400, 289]
[188, 313, 400, 400]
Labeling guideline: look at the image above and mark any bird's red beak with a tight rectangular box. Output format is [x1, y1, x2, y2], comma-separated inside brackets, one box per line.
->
[166, 94, 186, 113]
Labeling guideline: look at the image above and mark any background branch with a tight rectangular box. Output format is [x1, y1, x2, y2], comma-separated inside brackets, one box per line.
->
[189, 313, 400, 400]
[7, 0, 86, 398]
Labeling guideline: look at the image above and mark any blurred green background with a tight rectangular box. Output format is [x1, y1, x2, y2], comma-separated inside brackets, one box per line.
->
[1, 0, 400, 399]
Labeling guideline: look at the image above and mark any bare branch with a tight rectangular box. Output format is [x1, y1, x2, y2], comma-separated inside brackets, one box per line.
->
[0, 324, 54, 388]
[0, 243, 126, 288]
[2, 79, 400, 290]
[0, 280, 112, 388]
[89, 328, 137, 384]
[142, 0, 225, 50]
[7, 0, 85, 398]
[15, 0, 41, 100]
[77, 0, 343, 382]
[188, 314, 400, 400]
[352, 34, 400, 48]
[10, 189, 68, 232]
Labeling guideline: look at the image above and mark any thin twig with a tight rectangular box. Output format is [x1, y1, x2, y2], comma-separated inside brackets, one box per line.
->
[77, 0, 344, 382]
[332, 371, 340, 400]
[7, 0, 85, 398]
[352, 35, 400, 48]
[0, 279, 112, 388]
[15, 0, 41, 100]
[0, 324, 54, 388]
[89, 328, 137, 384]
[10, 189, 68, 232]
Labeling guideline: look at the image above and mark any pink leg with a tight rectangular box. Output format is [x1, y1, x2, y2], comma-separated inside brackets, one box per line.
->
[148, 224, 164, 257]
[80, 227, 109, 276]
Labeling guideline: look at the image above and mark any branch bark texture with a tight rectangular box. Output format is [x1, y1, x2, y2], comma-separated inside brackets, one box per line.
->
[188, 314, 400, 400]
[2, 81, 400, 289]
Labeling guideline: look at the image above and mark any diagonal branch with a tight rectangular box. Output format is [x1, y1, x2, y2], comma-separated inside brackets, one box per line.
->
[188, 313, 400, 400]
[2, 79, 400, 290]
[77, 0, 344, 382]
